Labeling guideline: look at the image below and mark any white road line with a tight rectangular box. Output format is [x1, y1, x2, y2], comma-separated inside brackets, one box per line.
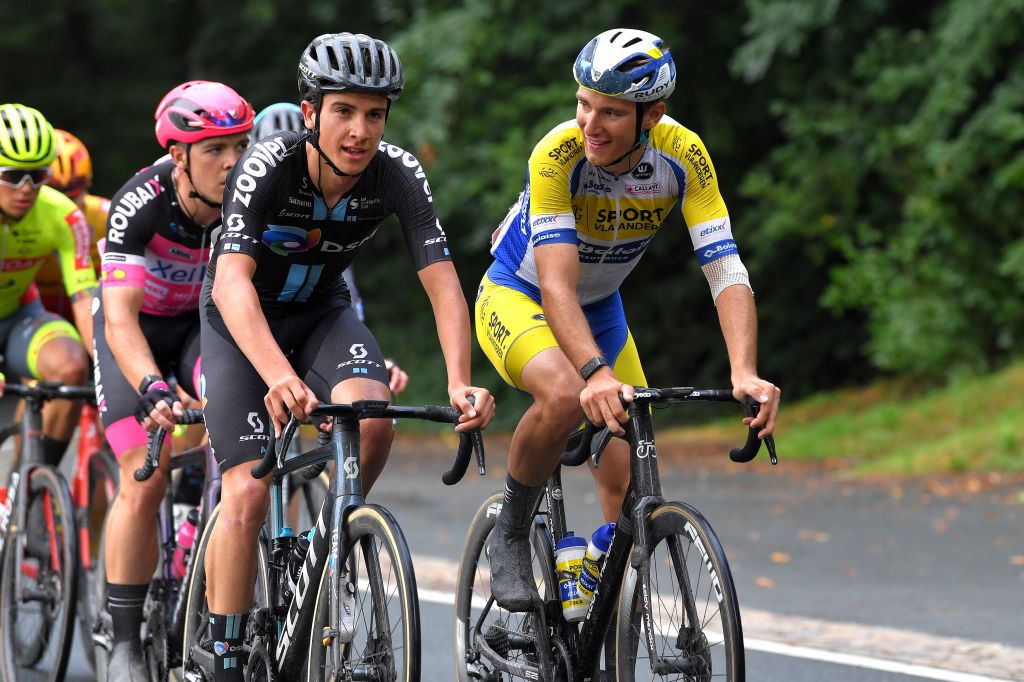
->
[412, 554, 1024, 682]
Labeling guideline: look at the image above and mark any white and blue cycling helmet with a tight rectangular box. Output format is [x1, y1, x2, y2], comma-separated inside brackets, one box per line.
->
[573, 28, 676, 103]
[252, 102, 306, 142]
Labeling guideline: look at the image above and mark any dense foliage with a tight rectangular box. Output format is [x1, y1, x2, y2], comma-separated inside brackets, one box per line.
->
[3, 0, 1020, 424]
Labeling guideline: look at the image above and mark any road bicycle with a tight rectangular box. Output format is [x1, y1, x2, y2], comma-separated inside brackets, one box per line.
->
[181, 398, 484, 682]
[0, 381, 102, 682]
[454, 387, 778, 682]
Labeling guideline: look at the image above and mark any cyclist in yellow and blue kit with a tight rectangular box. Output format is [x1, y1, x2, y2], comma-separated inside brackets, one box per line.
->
[477, 29, 781, 611]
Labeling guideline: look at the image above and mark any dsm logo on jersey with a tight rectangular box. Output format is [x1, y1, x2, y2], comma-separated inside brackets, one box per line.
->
[262, 225, 322, 255]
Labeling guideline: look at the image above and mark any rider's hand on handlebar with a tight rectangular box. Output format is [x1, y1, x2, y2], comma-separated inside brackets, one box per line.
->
[450, 386, 495, 432]
[732, 375, 781, 439]
[135, 383, 183, 432]
[385, 358, 408, 396]
[580, 367, 633, 436]
[264, 374, 319, 437]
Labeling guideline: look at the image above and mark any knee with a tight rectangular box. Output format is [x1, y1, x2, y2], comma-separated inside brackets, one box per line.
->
[361, 418, 394, 452]
[116, 470, 168, 514]
[219, 476, 270, 535]
[50, 347, 90, 385]
[534, 378, 586, 431]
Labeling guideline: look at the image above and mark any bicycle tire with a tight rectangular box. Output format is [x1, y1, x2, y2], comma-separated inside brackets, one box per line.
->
[0, 465, 78, 682]
[76, 447, 118, 673]
[616, 501, 744, 682]
[181, 503, 270, 679]
[306, 504, 419, 682]
[92, 519, 112, 682]
[453, 491, 558, 682]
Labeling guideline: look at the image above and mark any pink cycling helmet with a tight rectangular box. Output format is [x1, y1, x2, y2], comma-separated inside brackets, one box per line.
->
[154, 80, 255, 148]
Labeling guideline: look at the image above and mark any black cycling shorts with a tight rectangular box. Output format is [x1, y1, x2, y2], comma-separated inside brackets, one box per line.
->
[92, 302, 200, 457]
[200, 303, 389, 473]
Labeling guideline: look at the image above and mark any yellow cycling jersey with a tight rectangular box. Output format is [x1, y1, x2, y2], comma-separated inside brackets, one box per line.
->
[33, 193, 108, 302]
[0, 185, 98, 318]
[489, 115, 734, 305]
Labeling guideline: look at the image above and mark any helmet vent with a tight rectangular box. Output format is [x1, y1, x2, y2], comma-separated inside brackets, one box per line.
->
[623, 37, 642, 48]
[327, 46, 341, 73]
[611, 30, 623, 42]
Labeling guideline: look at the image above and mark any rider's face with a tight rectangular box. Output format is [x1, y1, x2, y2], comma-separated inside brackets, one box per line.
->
[575, 87, 664, 171]
[303, 92, 388, 176]
[173, 132, 250, 203]
[0, 173, 43, 220]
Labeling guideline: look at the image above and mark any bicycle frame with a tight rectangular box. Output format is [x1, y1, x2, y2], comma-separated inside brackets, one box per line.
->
[257, 399, 482, 678]
[481, 387, 765, 680]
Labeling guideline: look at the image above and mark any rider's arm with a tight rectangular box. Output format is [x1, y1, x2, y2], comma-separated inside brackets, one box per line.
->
[535, 242, 632, 432]
[102, 285, 161, 390]
[211, 252, 315, 435]
[54, 203, 99, 349]
[417, 261, 493, 430]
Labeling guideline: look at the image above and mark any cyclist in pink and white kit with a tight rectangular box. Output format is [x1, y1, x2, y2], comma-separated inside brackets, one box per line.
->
[93, 80, 254, 681]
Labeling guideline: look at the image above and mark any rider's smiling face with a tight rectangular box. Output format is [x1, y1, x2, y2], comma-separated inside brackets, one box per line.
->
[575, 87, 665, 172]
[303, 92, 388, 176]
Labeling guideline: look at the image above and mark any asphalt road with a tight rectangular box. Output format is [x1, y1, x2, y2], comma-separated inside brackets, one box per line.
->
[3, 406, 1019, 681]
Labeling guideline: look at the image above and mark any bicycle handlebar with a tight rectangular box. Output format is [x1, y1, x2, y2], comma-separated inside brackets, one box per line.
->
[560, 387, 778, 467]
[2, 381, 96, 403]
[249, 399, 486, 483]
[134, 409, 205, 482]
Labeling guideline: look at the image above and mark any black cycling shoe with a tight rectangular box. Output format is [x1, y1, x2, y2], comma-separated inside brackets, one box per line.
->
[108, 640, 148, 682]
[488, 524, 541, 612]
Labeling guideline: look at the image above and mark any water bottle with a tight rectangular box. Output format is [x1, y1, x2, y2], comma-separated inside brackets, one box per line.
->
[171, 508, 200, 579]
[577, 523, 615, 606]
[554, 532, 588, 622]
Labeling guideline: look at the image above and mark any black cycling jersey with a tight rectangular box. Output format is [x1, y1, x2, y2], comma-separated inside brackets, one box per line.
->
[206, 131, 449, 314]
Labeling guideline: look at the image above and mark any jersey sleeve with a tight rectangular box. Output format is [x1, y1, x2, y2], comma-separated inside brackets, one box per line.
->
[526, 124, 581, 247]
[102, 168, 163, 291]
[675, 129, 736, 267]
[380, 143, 450, 270]
[54, 204, 98, 297]
[217, 136, 293, 263]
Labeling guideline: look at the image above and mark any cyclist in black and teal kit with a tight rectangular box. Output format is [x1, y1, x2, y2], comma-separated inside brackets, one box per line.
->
[250, 102, 409, 394]
[200, 33, 494, 681]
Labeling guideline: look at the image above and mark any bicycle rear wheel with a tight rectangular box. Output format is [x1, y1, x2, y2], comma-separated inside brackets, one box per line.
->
[306, 503, 419, 682]
[76, 447, 118, 673]
[616, 501, 744, 682]
[453, 491, 558, 682]
[0, 465, 78, 682]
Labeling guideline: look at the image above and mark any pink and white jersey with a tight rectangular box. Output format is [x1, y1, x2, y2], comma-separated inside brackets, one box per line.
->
[102, 161, 215, 316]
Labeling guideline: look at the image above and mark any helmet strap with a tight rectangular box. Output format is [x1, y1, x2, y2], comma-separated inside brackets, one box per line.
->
[183, 144, 222, 209]
[599, 103, 650, 173]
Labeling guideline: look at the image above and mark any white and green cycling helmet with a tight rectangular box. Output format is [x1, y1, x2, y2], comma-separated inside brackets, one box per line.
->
[252, 102, 306, 143]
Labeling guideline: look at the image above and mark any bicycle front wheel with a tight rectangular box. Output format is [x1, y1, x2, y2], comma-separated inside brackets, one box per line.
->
[0, 465, 78, 682]
[306, 503, 419, 682]
[616, 501, 744, 682]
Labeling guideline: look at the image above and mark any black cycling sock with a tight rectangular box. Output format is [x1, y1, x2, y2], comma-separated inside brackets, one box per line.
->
[209, 611, 248, 682]
[42, 436, 70, 468]
[107, 582, 148, 646]
[499, 473, 544, 536]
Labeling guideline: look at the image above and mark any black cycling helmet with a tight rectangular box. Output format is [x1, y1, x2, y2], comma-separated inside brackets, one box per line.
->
[297, 33, 404, 103]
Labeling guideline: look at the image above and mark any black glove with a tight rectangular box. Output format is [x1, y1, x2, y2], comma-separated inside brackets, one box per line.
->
[134, 381, 178, 424]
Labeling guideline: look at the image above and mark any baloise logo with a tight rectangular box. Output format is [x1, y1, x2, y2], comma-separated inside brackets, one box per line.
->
[262, 225, 322, 255]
